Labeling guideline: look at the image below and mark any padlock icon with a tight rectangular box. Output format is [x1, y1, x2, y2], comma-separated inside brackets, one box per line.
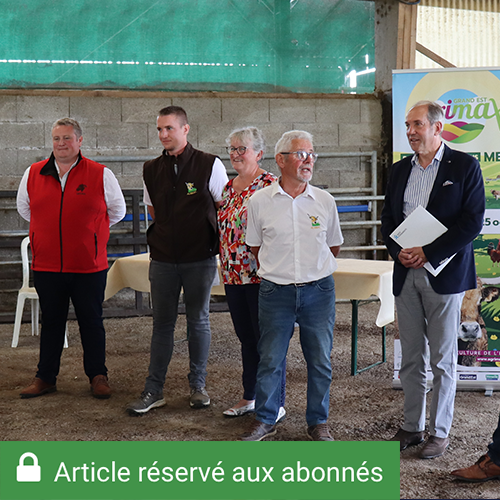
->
[16, 452, 41, 482]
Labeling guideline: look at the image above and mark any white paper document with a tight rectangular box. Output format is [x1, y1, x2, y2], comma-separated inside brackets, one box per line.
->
[390, 205, 455, 277]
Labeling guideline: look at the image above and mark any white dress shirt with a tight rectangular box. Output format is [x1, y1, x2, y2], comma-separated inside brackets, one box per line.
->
[246, 182, 344, 285]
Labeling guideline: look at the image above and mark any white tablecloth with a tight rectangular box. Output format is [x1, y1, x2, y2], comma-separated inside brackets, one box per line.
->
[105, 255, 394, 327]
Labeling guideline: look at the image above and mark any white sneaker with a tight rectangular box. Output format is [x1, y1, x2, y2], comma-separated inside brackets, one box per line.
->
[276, 406, 286, 424]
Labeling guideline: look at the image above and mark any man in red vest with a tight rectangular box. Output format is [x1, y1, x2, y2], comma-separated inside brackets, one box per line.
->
[16, 118, 126, 399]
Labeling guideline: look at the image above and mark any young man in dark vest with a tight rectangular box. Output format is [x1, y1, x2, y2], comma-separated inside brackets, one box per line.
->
[127, 106, 228, 414]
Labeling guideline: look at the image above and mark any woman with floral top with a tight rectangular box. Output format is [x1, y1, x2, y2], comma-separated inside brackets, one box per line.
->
[218, 127, 286, 421]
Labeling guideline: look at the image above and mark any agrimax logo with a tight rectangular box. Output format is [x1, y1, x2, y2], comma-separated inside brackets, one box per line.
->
[437, 89, 500, 144]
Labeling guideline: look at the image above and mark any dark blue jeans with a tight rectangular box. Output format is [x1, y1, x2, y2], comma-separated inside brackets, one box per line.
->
[33, 269, 108, 385]
[145, 257, 217, 393]
[225, 283, 286, 404]
[256, 276, 336, 426]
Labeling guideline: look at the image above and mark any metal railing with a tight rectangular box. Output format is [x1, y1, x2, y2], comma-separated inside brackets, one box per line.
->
[93, 150, 384, 256]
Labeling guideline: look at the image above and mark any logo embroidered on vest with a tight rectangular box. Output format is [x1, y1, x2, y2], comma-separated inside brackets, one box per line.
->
[76, 184, 87, 194]
[308, 214, 320, 228]
[185, 182, 197, 195]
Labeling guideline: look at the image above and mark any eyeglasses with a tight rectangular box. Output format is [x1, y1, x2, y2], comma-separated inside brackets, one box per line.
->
[280, 151, 318, 162]
[227, 146, 248, 155]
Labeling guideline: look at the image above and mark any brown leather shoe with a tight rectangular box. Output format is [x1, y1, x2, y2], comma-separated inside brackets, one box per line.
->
[419, 436, 449, 459]
[20, 378, 56, 399]
[307, 423, 334, 441]
[240, 421, 276, 441]
[451, 454, 500, 482]
[91, 375, 111, 399]
[389, 428, 424, 451]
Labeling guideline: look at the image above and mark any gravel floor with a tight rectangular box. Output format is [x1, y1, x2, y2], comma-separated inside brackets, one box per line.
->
[1, 302, 499, 499]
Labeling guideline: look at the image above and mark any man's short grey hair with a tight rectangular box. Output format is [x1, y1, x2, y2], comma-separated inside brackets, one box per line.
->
[226, 127, 265, 156]
[409, 100, 444, 126]
[275, 130, 314, 156]
[52, 118, 83, 138]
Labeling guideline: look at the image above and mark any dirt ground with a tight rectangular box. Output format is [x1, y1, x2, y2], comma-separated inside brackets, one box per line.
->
[1, 302, 500, 499]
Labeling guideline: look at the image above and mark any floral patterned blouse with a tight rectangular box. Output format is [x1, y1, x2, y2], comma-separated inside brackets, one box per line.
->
[218, 171, 278, 285]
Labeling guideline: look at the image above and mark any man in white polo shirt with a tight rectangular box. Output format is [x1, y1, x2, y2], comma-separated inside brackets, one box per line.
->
[241, 130, 343, 441]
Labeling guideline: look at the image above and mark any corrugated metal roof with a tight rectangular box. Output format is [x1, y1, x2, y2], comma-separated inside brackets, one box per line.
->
[416, 0, 500, 68]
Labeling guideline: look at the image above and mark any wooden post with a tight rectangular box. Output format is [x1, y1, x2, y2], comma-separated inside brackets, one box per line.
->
[396, 3, 418, 69]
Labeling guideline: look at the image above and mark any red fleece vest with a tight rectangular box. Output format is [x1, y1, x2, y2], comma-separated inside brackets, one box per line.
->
[27, 156, 110, 273]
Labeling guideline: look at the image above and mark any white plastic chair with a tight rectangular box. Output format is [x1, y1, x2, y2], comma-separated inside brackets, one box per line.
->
[12, 237, 68, 348]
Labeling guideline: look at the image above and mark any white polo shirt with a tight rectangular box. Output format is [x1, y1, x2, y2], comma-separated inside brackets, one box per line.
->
[246, 182, 343, 285]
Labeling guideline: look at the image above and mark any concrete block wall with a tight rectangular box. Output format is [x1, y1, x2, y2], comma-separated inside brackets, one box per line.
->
[0, 91, 383, 255]
[0, 92, 382, 191]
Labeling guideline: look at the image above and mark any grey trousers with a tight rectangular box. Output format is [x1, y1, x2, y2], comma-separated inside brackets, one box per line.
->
[395, 268, 464, 438]
[145, 257, 217, 394]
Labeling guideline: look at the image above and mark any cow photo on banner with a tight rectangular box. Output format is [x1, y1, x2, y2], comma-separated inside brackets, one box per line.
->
[392, 67, 500, 391]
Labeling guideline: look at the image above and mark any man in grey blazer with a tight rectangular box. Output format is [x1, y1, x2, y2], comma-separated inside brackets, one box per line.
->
[381, 100, 485, 459]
